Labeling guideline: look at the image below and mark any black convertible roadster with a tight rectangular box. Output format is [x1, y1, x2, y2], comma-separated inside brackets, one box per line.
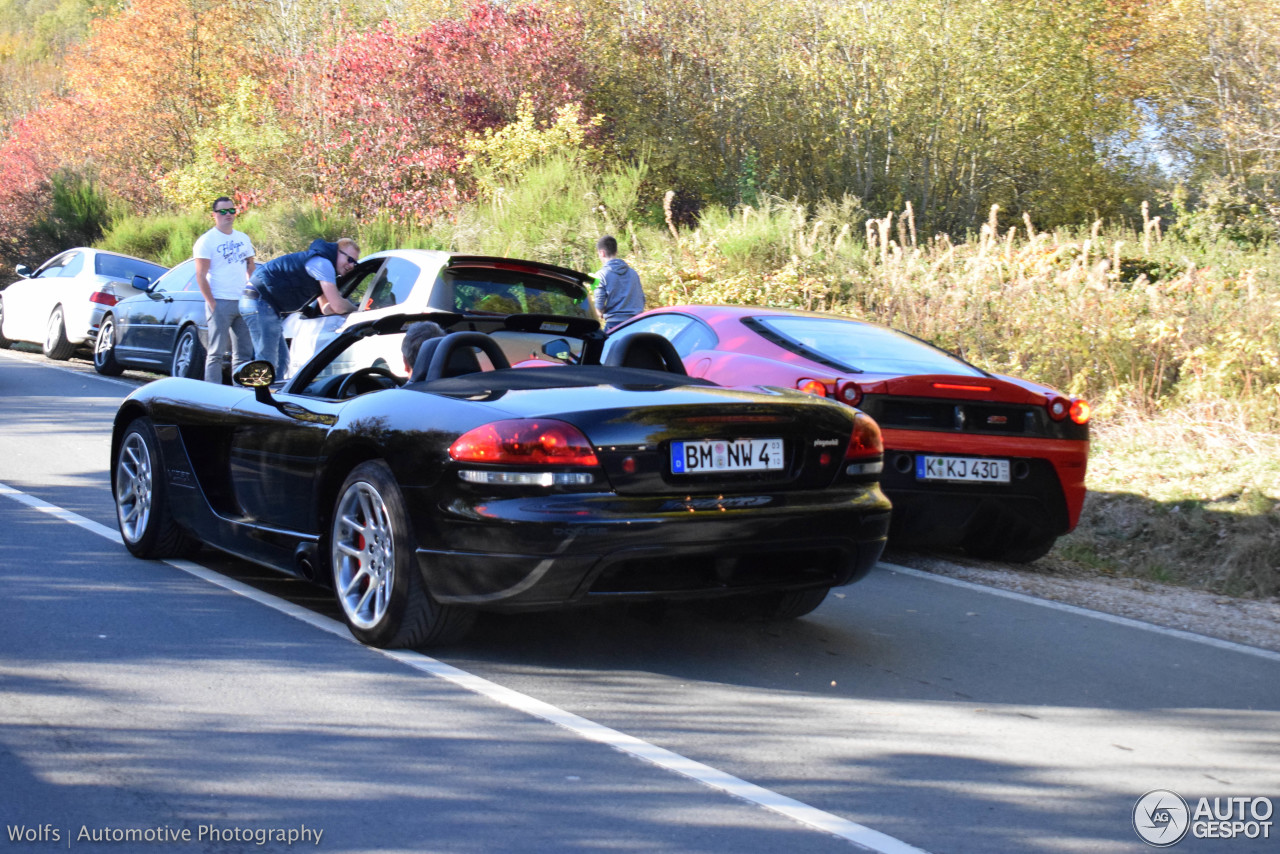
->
[111, 311, 892, 647]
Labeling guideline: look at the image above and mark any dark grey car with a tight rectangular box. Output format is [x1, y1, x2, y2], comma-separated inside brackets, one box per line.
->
[92, 259, 214, 378]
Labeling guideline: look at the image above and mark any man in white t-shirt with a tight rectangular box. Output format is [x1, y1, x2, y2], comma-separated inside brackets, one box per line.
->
[193, 196, 256, 383]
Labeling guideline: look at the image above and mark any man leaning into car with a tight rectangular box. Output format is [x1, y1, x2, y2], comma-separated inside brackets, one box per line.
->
[240, 237, 360, 378]
[193, 196, 255, 383]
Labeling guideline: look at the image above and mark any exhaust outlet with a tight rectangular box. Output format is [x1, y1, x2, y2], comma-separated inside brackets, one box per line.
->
[294, 544, 319, 581]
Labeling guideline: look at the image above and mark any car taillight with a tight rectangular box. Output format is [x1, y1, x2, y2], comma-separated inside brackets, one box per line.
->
[450, 419, 599, 466]
[1069, 398, 1091, 425]
[1047, 396, 1070, 421]
[836, 380, 862, 406]
[842, 412, 883, 476]
[797, 378, 827, 397]
[90, 291, 118, 307]
[846, 412, 883, 459]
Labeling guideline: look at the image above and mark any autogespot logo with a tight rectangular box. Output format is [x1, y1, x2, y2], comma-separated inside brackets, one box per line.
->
[1134, 790, 1191, 847]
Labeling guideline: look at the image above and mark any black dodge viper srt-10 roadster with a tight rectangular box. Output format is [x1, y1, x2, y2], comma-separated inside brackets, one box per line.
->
[111, 311, 892, 648]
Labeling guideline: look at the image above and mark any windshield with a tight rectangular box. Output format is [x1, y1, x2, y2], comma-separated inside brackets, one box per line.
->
[755, 316, 985, 376]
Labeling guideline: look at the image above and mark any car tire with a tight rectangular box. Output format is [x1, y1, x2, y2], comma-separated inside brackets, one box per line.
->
[330, 461, 475, 648]
[701, 586, 831, 621]
[43, 305, 75, 360]
[114, 417, 198, 559]
[0, 296, 11, 350]
[171, 325, 205, 379]
[963, 525, 1057, 564]
[93, 314, 125, 376]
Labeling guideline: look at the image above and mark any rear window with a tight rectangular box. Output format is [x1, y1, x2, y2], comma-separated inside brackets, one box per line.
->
[754, 316, 986, 376]
[96, 254, 167, 283]
[447, 268, 592, 318]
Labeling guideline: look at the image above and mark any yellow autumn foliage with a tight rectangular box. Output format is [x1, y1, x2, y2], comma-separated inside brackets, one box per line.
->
[460, 94, 603, 199]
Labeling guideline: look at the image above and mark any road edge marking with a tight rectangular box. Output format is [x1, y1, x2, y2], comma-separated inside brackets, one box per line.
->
[881, 562, 1280, 664]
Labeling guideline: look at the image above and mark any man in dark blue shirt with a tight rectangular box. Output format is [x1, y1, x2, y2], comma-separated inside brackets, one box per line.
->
[240, 237, 360, 376]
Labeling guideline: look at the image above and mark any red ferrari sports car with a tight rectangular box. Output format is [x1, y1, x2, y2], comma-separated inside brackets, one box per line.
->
[608, 305, 1089, 562]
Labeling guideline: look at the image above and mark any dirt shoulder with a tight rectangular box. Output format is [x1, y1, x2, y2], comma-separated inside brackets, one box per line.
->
[883, 547, 1280, 654]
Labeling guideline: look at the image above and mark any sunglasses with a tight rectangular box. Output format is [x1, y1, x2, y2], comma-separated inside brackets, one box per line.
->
[339, 251, 359, 266]
[214, 207, 237, 215]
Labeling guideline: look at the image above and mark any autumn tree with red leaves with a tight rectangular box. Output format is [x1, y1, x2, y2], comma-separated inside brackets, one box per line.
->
[296, 2, 592, 223]
[0, 102, 85, 261]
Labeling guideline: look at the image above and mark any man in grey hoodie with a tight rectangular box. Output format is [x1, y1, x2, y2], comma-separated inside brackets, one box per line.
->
[593, 235, 645, 331]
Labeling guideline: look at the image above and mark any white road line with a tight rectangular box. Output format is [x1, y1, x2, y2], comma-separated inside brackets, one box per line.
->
[0, 481, 928, 854]
[0, 482, 124, 542]
[882, 562, 1280, 664]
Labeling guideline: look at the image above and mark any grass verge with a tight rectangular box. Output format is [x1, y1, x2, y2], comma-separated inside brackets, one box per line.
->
[1045, 406, 1280, 598]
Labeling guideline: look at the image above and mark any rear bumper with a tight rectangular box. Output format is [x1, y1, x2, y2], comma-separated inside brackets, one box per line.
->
[880, 451, 1074, 545]
[406, 485, 892, 608]
[878, 430, 1087, 537]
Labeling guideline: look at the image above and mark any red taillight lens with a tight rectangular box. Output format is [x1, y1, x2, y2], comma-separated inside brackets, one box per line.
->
[836, 380, 862, 406]
[90, 291, 118, 307]
[845, 412, 883, 460]
[1069, 398, 1091, 425]
[1047, 396, 1070, 421]
[449, 419, 599, 466]
[797, 378, 828, 397]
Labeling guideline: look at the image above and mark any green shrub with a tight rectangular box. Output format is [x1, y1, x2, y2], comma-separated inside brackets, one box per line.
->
[32, 170, 121, 250]
[440, 154, 648, 270]
[96, 211, 207, 265]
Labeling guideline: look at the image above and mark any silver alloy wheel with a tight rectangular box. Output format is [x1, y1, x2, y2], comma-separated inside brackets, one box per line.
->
[95, 318, 114, 363]
[172, 329, 196, 377]
[332, 481, 396, 629]
[115, 431, 153, 545]
[45, 308, 64, 351]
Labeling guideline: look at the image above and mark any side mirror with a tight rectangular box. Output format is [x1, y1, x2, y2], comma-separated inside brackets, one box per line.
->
[234, 360, 275, 403]
[14, 265, 31, 278]
[234, 360, 274, 387]
[131, 274, 151, 291]
[541, 338, 575, 363]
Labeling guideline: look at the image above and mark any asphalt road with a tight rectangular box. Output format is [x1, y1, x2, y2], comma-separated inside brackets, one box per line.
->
[1, 349, 1277, 854]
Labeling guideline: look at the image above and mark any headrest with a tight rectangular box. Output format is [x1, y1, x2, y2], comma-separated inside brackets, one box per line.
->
[603, 332, 687, 374]
[415, 332, 512, 382]
[408, 336, 445, 383]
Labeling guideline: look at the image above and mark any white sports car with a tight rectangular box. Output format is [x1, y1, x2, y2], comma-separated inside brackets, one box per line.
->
[0, 247, 167, 360]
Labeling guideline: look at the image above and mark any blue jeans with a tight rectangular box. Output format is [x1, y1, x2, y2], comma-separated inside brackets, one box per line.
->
[238, 293, 290, 379]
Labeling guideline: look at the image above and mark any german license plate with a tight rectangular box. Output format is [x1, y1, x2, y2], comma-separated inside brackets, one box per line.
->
[671, 438, 784, 474]
[916, 455, 1010, 483]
